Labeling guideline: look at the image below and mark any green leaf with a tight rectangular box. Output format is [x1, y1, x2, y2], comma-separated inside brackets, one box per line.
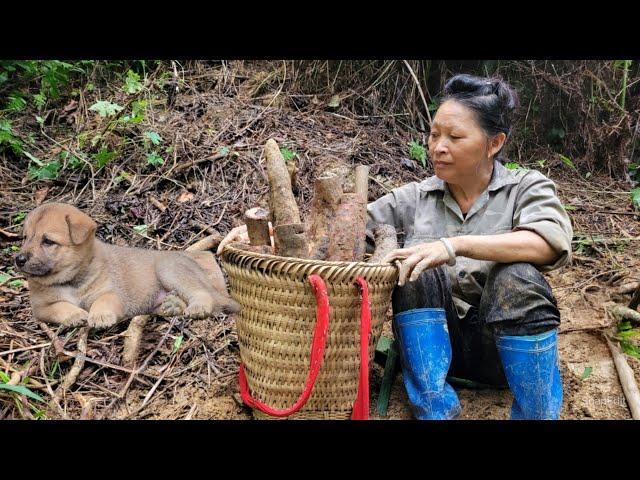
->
[94, 149, 117, 169]
[133, 224, 148, 236]
[35, 116, 44, 126]
[28, 160, 61, 181]
[8, 279, 24, 289]
[280, 148, 297, 162]
[505, 162, 522, 170]
[581, 366, 593, 380]
[0, 371, 10, 383]
[327, 95, 340, 108]
[536, 159, 546, 168]
[7, 94, 27, 112]
[617, 330, 640, 338]
[632, 188, 640, 209]
[172, 335, 184, 354]
[124, 69, 143, 94]
[89, 100, 124, 117]
[218, 146, 230, 156]
[408, 140, 427, 168]
[559, 154, 576, 170]
[0, 272, 11, 285]
[114, 171, 132, 185]
[144, 131, 163, 146]
[13, 211, 26, 223]
[146, 152, 164, 167]
[563, 204, 577, 212]
[0, 383, 45, 403]
[32, 93, 47, 109]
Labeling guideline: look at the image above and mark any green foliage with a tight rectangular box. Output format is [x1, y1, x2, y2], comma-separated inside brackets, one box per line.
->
[7, 279, 24, 289]
[144, 131, 163, 146]
[172, 335, 184, 354]
[26, 151, 61, 180]
[6, 94, 27, 112]
[0, 272, 10, 285]
[632, 187, 640, 209]
[0, 383, 45, 403]
[408, 140, 427, 168]
[280, 147, 297, 162]
[581, 366, 593, 380]
[12, 211, 26, 223]
[120, 99, 147, 124]
[93, 148, 118, 169]
[89, 100, 124, 117]
[124, 69, 143, 94]
[0, 119, 23, 154]
[60, 150, 84, 170]
[559, 154, 576, 170]
[146, 151, 164, 167]
[133, 224, 149, 236]
[505, 162, 524, 171]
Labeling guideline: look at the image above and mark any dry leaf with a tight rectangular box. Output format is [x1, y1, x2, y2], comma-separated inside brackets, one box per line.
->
[178, 191, 195, 203]
[35, 187, 49, 205]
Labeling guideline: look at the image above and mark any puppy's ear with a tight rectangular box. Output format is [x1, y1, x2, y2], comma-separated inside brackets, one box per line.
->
[65, 211, 97, 246]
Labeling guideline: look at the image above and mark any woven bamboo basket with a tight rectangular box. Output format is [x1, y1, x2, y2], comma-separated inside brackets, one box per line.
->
[220, 244, 398, 419]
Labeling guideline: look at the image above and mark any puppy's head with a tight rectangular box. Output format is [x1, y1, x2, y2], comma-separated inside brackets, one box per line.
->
[15, 203, 97, 280]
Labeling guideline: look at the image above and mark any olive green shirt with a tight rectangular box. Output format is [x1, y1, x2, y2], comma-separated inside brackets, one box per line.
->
[366, 161, 573, 318]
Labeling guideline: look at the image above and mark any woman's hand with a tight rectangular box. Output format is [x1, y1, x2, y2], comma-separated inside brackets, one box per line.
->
[216, 224, 249, 255]
[381, 241, 451, 286]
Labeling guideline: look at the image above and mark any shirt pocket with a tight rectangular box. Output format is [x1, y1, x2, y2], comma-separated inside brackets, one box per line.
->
[476, 209, 513, 234]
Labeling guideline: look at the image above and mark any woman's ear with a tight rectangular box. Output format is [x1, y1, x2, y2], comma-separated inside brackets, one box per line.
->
[488, 132, 507, 158]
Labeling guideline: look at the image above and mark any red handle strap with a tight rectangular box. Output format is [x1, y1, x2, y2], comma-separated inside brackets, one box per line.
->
[239, 274, 372, 419]
[352, 277, 371, 420]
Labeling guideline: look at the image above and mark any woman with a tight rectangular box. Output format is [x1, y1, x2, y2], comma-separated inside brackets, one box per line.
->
[368, 74, 572, 420]
[218, 74, 573, 420]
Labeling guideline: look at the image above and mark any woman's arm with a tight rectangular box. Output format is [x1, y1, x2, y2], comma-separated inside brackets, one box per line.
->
[382, 230, 558, 286]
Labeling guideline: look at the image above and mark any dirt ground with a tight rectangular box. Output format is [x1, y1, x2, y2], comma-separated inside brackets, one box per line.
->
[1, 61, 639, 420]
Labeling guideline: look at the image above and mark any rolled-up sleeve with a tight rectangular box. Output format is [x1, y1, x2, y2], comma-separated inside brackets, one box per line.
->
[366, 182, 419, 251]
[512, 171, 573, 271]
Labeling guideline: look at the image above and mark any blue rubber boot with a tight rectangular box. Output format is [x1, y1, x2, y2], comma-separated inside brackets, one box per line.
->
[394, 308, 461, 420]
[495, 329, 563, 420]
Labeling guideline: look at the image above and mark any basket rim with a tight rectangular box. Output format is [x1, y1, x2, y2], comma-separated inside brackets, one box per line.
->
[221, 243, 399, 271]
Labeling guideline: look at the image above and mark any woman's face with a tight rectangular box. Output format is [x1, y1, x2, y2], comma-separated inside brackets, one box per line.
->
[427, 100, 498, 184]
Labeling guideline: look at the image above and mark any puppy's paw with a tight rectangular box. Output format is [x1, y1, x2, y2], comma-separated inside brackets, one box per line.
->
[158, 294, 187, 317]
[61, 310, 89, 327]
[87, 311, 119, 329]
[184, 300, 215, 319]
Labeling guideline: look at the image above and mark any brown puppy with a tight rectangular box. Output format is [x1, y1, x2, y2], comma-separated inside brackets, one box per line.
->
[15, 202, 240, 329]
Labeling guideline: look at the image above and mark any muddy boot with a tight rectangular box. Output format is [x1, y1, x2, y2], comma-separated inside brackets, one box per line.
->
[495, 329, 563, 420]
[394, 307, 462, 420]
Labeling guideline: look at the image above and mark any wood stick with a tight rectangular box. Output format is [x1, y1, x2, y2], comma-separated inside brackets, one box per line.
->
[244, 207, 271, 246]
[273, 223, 308, 258]
[368, 224, 398, 263]
[186, 233, 223, 252]
[609, 305, 640, 324]
[354, 165, 370, 201]
[326, 193, 367, 262]
[264, 139, 302, 226]
[605, 336, 640, 420]
[353, 165, 370, 261]
[307, 171, 344, 259]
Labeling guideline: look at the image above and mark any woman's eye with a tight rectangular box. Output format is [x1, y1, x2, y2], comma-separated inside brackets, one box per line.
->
[42, 238, 57, 246]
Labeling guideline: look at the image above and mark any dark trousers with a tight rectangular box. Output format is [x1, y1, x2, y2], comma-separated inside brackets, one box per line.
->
[391, 263, 561, 386]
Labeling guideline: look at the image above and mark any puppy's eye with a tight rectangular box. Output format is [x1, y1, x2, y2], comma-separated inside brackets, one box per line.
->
[42, 238, 57, 246]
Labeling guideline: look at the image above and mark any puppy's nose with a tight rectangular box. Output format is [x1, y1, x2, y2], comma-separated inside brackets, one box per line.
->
[14, 253, 28, 268]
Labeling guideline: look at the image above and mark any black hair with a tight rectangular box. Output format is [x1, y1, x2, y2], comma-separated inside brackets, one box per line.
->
[441, 74, 519, 157]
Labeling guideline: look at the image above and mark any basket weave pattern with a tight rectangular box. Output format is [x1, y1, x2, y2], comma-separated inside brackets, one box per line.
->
[221, 245, 398, 419]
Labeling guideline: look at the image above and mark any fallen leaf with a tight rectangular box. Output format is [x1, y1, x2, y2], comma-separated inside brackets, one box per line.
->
[327, 95, 340, 108]
[35, 187, 49, 205]
[178, 191, 195, 203]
